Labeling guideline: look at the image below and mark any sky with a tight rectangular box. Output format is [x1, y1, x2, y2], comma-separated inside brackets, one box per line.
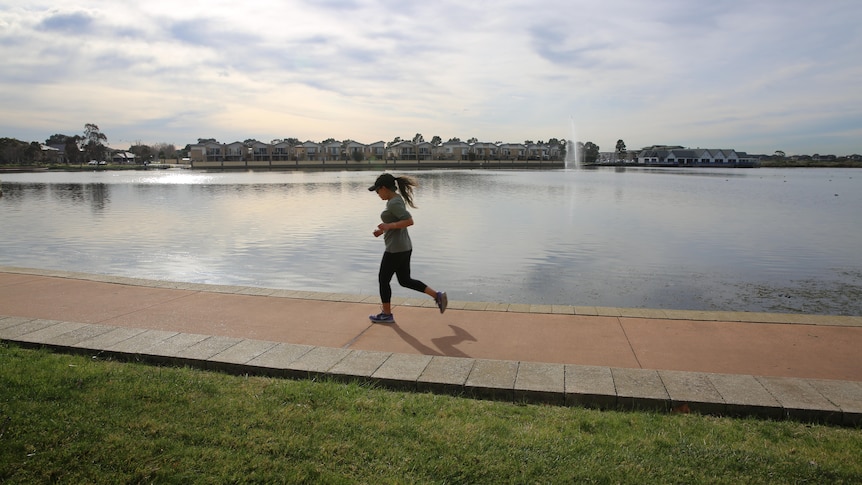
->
[1, 0, 860, 156]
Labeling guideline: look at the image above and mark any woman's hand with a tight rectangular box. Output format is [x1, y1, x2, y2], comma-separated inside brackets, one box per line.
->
[373, 223, 389, 237]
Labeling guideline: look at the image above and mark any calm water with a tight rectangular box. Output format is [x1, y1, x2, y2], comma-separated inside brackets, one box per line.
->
[2, 168, 860, 315]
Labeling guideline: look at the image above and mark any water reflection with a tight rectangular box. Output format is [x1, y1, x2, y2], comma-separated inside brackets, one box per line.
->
[1, 168, 860, 315]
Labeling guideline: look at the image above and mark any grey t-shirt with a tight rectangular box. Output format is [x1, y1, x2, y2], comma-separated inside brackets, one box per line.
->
[381, 194, 413, 253]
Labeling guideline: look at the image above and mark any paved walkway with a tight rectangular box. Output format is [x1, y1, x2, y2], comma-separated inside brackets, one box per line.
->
[2, 267, 861, 426]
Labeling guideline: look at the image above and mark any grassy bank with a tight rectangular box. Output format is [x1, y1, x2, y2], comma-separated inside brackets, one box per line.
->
[1, 344, 860, 484]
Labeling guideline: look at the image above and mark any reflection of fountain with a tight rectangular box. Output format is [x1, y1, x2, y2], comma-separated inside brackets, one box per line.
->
[565, 117, 580, 170]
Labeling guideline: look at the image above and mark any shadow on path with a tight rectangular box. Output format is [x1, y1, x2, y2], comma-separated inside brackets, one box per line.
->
[391, 324, 477, 358]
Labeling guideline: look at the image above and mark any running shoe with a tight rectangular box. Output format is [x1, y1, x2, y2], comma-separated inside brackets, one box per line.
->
[369, 312, 395, 323]
[435, 291, 448, 314]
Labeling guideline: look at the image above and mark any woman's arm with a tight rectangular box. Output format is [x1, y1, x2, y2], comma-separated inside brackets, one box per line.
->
[379, 218, 414, 231]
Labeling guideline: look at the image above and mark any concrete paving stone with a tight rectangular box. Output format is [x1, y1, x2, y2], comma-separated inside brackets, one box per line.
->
[551, 305, 575, 315]
[594, 307, 621, 317]
[444, 300, 469, 311]
[612, 367, 670, 412]
[618, 308, 667, 319]
[245, 343, 316, 376]
[0, 318, 57, 339]
[41, 323, 116, 347]
[565, 365, 617, 409]
[13, 320, 87, 344]
[72, 327, 148, 352]
[806, 379, 862, 427]
[417, 356, 475, 395]
[0, 316, 34, 331]
[662, 310, 707, 321]
[573, 306, 598, 316]
[464, 359, 518, 401]
[207, 285, 249, 294]
[328, 350, 392, 381]
[330, 293, 369, 303]
[173, 335, 244, 366]
[658, 370, 726, 416]
[370, 353, 433, 390]
[744, 312, 788, 324]
[529, 304, 554, 314]
[707, 373, 783, 420]
[286, 346, 352, 378]
[515, 362, 565, 405]
[463, 301, 490, 311]
[304, 291, 337, 301]
[106, 329, 179, 356]
[237, 287, 277, 297]
[507, 303, 531, 313]
[756, 376, 842, 424]
[208, 339, 279, 373]
[484, 303, 510, 312]
[139, 332, 212, 365]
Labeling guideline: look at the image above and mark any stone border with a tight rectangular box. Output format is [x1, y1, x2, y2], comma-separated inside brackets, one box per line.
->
[3, 266, 860, 327]
[2, 315, 860, 426]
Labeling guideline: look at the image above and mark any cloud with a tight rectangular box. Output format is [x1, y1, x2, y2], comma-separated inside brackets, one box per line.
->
[37, 9, 96, 33]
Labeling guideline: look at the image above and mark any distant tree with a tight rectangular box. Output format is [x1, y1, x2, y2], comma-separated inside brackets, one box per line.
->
[152, 142, 177, 161]
[197, 138, 218, 144]
[27, 142, 42, 162]
[45, 134, 71, 146]
[524, 140, 534, 145]
[64, 136, 83, 164]
[387, 136, 402, 148]
[82, 123, 108, 162]
[430, 135, 442, 146]
[467, 137, 478, 144]
[351, 150, 365, 162]
[129, 142, 153, 163]
[447, 137, 461, 142]
[412, 133, 424, 143]
[615, 139, 627, 160]
[583, 141, 600, 164]
[773, 150, 786, 158]
[0, 137, 27, 164]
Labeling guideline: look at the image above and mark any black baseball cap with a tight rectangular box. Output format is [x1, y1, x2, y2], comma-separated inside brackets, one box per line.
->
[368, 173, 397, 191]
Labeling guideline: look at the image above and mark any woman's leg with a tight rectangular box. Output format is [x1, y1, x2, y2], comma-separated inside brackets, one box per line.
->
[392, 250, 430, 293]
[378, 252, 398, 314]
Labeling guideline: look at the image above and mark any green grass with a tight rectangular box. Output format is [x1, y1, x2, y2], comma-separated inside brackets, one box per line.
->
[1, 343, 860, 484]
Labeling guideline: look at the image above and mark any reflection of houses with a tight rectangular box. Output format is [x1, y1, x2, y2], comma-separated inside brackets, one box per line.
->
[636, 146, 759, 167]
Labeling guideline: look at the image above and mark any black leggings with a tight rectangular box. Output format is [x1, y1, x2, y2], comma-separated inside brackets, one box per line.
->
[378, 250, 428, 303]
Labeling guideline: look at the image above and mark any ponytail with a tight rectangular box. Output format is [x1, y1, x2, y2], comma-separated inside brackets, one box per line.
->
[394, 175, 418, 208]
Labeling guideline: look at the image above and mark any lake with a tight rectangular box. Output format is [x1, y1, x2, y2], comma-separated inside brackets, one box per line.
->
[1, 167, 860, 315]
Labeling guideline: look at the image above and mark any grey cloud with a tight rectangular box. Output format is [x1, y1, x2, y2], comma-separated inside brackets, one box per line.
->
[168, 18, 260, 49]
[303, 0, 363, 10]
[38, 10, 95, 33]
[529, 26, 610, 68]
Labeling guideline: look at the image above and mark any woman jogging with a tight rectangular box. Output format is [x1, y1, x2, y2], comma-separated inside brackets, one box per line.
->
[368, 173, 447, 323]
